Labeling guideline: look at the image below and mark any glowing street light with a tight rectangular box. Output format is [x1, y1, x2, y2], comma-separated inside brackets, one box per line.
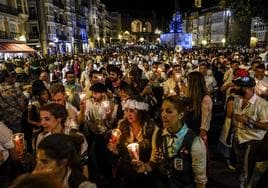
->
[118, 34, 122, 43]
[221, 38, 226, 46]
[154, 28, 162, 35]
[97, 36, 100, 47]
[201, 40, 207, 46]
[139, 37, 144, 42]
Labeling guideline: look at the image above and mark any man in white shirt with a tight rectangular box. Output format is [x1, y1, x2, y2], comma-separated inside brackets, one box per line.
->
[229, 75, 268, 187]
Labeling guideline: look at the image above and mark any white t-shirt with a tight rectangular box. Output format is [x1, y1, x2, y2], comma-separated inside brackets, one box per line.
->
[0, 122, 14, 165]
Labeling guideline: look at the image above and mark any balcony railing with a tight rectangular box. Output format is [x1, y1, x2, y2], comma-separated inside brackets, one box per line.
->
[0, 3, 18, 16]
[29, 13, 37, 20]
[74, 34, 82, 40]
[54, 17, 67, 25]
[76, 8, 85, 17]
[28, 33, 39, 40]
[52, 0, 65, 9]
[0, 31, 19, 39]
[81, 0, 88, 7]
[57, 34, 68, 41]
[76, 22, 86, 29]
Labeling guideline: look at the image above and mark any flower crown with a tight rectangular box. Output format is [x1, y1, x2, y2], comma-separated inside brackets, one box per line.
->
[121, 99, 149, 111]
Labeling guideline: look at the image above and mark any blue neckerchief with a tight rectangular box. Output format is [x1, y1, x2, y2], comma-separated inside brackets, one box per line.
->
[165, 123, 189, 158]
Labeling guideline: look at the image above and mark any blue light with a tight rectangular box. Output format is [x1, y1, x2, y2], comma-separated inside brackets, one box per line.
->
[160, 11, 192, 49]
[160, 33, 192, 49]
[169, 11, 183, 33]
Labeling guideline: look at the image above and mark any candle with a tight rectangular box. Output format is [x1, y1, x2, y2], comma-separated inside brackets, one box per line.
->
[12, 133, 25, 156]
[157, 67, 162, 73]
[111, 129, 121, 144]
[101, 100, 111, 113]
[127, 143, 139, 160]
[169, 89, 176, 96]
[175, 73, 181, 81]
[79, 92, 86, 101]
[65, 91, 70, 98]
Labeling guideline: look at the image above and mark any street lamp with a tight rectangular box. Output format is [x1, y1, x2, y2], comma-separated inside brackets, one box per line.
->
[155, 28, 162, 35]
[97, 37, 100, 48]
[201, 40, 207, 46]
[118, 34, 122, 42]
[221, 38, 226, 47]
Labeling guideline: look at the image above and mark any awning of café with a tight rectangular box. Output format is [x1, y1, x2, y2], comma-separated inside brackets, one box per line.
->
[0, 43, 35, 53]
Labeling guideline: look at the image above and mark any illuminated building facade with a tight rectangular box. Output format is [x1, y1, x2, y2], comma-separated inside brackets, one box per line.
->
[184, 7, 267, 47]
[0, 0, 28, 42]
[26, 0, 111, 55]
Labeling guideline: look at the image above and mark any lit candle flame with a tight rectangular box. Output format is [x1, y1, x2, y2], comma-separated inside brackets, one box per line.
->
[127, 143, 139, 160]
[79, 92, 86, 101]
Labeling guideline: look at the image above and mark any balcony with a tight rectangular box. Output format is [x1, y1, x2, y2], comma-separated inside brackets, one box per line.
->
[76, 8, 85, 17]
[76, 21, 86, 29]
[54, 17, 67, 25]
[81, 0, 88, 7]
[29, 13, 37, 20]
[52, 0, 65, 9]
[74, 34, 82, 40]
[57, 34, 68, 41]
[0, 3, 18, 16]
[0, 31, 19, 39]
[28, 33, 39, 40]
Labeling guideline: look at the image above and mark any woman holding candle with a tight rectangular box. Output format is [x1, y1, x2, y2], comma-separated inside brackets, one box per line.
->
[34, 103, 89, 177]
[107, 95, 157, 188]
[153, 96, 207, 188]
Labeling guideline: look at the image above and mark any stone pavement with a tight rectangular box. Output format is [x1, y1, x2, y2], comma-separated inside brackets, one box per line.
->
[207, 150, 239, 188]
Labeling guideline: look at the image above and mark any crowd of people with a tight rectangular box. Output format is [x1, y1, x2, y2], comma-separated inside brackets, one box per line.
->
[0, 44, 268, 188]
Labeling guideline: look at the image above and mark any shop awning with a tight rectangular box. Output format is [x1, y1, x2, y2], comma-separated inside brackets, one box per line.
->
[0, 43, 35, 53]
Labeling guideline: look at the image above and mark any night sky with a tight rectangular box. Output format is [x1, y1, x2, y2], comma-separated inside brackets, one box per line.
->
[102, 0, 219, 19]
[101, 0, 196, 19]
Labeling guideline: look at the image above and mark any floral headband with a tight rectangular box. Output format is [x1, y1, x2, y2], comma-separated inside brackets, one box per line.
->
[121, 99, 149, 111]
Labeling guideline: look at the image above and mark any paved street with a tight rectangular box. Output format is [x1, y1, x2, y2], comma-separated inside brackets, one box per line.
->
[207, 148, 239, 188]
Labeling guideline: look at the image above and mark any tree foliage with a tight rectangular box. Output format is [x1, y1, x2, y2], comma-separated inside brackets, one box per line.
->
[220, 0, 267, 22]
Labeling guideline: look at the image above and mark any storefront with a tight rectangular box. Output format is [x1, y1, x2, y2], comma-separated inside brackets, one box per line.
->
[0, 40, 35, 60]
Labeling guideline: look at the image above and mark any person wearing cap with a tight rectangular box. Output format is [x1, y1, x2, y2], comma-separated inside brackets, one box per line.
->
[79, 83, 117, 135]
[79, 82, 118, 186]
[227, 74, 268, 187]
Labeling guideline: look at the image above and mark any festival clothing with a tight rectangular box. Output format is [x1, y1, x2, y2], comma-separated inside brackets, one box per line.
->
[152, 123, 207, 187]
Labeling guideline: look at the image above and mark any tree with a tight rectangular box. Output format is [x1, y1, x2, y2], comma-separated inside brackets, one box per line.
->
[220, 0, 267, 46]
